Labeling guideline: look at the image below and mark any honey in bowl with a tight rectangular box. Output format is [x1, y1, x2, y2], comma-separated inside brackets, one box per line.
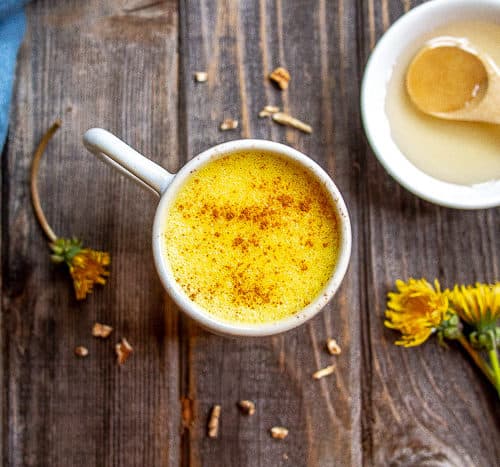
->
[162, 151, 340, 324]
[385, 20, 500, 185]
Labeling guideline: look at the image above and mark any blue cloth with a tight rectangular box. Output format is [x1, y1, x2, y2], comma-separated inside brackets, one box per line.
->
[0, 0, 27, 151]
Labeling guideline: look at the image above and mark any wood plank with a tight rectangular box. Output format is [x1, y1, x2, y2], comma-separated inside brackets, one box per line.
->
[2, 1, 180, 466]
[180, 1, 363, 465]
[3, 1, 499, 466]
[359, 1, 500, 466]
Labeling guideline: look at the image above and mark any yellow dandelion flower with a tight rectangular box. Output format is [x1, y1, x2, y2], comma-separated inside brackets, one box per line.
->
[30, 122, 111, 301]
[447, 282, 500, 328]
[385, 278, 453, 347]
[69, 249, 110, 300]
[50, 238, 110, 300]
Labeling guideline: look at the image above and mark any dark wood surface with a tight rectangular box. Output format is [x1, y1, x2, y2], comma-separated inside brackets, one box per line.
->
[2, 0, 499, 466]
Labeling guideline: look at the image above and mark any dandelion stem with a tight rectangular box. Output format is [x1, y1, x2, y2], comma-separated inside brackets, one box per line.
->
[487, 334, 500, 398]
[30, 120, 61, 243]
[457, 334, 498, 392]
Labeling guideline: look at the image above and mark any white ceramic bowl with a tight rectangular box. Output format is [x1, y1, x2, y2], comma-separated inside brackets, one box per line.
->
[361, 0, 500, 209]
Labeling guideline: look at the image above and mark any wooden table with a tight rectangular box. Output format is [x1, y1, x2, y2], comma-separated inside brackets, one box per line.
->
[2, 1, 499, 466]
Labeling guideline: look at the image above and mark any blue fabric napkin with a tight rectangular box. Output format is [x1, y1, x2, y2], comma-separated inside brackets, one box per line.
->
[0, 0, 27, 151]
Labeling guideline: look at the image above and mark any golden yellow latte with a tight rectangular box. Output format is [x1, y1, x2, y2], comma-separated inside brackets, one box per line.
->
[162, 151, 340, 324]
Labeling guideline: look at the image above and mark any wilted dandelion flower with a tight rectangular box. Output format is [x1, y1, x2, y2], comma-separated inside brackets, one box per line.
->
[50, 237, 110, 300]
[31, 121, 110, 300]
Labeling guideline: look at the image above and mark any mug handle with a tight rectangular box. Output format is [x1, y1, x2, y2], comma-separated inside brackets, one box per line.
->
[83, 128, 174, 196]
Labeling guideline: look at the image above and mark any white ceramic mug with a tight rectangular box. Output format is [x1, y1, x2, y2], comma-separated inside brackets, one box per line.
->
[83, 128, 352, 336]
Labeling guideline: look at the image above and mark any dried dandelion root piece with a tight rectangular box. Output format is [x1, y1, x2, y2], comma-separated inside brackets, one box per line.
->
[220, 118, 239, 131]
[208, 405, 221, 438]
[92, 322, 113, 338]
[270, 426, 289, 439]
[269, 67, 291, 90]
[259, 105, 280, 118]
[194, 71, 208, 82]
[74, 346, 89, 357]
[312, 364, 335, 380]
[326, 338, 341, 355]
[264, 105, 280, 113]
[237, 400, 256, 415]
[272, 112, 312, 134]
[116, 337, 133, 365]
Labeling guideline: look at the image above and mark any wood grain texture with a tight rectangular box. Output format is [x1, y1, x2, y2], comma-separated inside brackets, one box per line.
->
[180, 1, 362, 465]
[2, 1, 180, 466]
[358, 1, 500, 466]
[1, 0, 499, 466]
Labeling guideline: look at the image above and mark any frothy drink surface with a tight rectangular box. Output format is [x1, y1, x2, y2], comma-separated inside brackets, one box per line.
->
[163, 151, 339, 324]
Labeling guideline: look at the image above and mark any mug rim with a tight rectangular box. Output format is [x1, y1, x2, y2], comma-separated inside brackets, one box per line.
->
[151, 139, 352, 337]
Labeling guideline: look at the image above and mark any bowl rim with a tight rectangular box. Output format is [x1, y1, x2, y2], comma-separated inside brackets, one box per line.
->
[360, 0, 500, 209]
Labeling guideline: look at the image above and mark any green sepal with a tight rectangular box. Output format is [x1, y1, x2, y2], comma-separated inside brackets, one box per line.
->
[437, 313, 462, 345]
[437, 331, 449, 349]
[470, 329, 497, 351]
[49, 237, 83, 266]
[50, 254, 64, 263]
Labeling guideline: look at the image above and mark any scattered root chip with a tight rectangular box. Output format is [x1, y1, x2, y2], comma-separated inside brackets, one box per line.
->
[264, 105, 280, 113]
[270, 426, 289, 439]
[220, 118, 239, 131]
[326, 338, 341, 355]
[194, 71, 208, 82]
[74, 346, 88, 357]
[272, 112, 312, 134]
[116, 338, 133, 365]
[259, 105, 280, 118]
[208, 405, 221, 438]
[269, 67, 291, 90]
[92, 322, 113, 338]
[237, 400, 256, 415]
[313, 364, 335, 380]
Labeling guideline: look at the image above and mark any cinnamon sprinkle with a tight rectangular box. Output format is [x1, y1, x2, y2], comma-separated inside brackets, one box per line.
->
[164, 152, 339, 324]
